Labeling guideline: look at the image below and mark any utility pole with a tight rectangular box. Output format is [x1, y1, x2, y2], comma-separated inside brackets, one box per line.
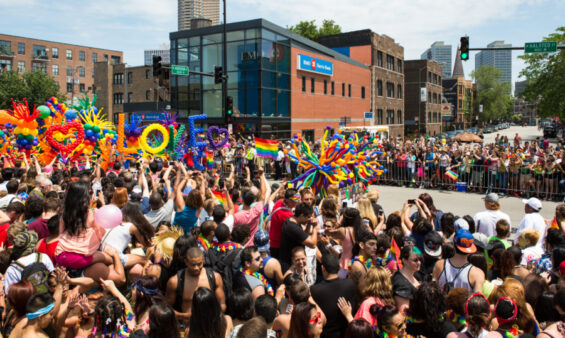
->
[222, 0, 227, 126]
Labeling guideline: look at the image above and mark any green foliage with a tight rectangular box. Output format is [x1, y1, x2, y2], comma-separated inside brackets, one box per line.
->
[288, 19, 342, 41]
[519, 26, 565, 118]
[471, 66, 513, 121]
[0, 70, 65, 109]
[512, 113, 523, 124]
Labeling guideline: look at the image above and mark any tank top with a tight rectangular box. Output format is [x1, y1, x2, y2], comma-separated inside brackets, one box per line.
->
[37, 238, 58, 265]
[260, 256, 278, 289]
[339, 228, 354, 270]
[437, 259, 473, 292]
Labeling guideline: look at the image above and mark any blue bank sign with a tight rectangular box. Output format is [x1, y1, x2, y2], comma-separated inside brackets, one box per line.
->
[297, 54, 333, 76]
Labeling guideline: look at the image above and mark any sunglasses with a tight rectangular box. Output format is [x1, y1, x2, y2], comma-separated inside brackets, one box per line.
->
[254, 256, 262, 262]
[309, 311, 322, 325]
[410, 257, 423, 263]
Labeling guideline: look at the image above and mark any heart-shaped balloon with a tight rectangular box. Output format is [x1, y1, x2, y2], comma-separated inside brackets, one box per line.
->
[45, 121, 85, 157]
[207, 126, 229, 149]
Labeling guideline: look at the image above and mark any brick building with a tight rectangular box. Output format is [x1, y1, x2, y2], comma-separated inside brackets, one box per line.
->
[0, 34, 122, 105]
[404, 59, 443, 136]
[169, 19, 370, 140]
[318, 30, 405, 138]
[94, 63, 170, 123]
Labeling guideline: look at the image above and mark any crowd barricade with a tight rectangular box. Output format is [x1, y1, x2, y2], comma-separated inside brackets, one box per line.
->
[373, 160, 565, 201]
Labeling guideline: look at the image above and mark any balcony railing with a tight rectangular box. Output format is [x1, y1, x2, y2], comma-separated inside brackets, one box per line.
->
[32, 54, 49, 62]
[0, 48, 15, 58]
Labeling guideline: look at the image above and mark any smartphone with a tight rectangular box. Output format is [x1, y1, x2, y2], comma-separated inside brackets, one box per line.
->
[169, 161, 174, 166]
[314, 206, 319, 216]
[408, 199, 416, 205]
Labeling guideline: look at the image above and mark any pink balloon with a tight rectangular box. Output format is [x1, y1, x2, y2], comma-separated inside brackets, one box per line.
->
[95, 204, 123, 229]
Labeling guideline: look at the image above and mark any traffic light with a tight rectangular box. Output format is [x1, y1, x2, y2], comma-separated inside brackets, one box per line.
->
[225, 96, 233, 124]
[152, 56, 162, 76]
[214, 66, 223, 84]
[460, 36, 469, 61]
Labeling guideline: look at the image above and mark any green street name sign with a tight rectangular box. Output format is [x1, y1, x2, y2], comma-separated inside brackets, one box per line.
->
[525, 41, 557, 53]
[171, 65, 189, 76]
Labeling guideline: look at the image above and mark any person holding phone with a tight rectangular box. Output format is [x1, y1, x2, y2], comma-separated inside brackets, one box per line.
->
[279, 203, 319, 272]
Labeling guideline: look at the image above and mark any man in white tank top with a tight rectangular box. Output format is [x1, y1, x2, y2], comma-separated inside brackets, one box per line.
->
[432, 229, 485, 293]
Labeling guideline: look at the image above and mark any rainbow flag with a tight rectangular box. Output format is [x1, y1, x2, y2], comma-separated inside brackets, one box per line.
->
[445, 170, 459, 181]
[212, 190, 227, 205]
[254, 137, 279, 160]
[388, 238, 402, 269]
[206, 151, 214, 169]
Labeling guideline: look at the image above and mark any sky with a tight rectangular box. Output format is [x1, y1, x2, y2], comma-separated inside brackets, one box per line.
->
[1, 0, 563, 91]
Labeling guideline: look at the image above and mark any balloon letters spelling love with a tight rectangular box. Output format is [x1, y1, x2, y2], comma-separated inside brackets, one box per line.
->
[187, 114, 208, 148]
[207, 126, 229, 149]
[45, 121, 85, 157]
[139, 124, 169, 154]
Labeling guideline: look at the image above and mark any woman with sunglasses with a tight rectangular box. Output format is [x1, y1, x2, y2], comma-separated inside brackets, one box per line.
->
[288, 302, 326, 338]
[392, 245, 423, 313]
[446, 293, 493, 338]
[374, 305, 407, 338]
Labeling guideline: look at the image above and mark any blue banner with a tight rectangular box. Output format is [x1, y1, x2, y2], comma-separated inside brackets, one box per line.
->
[297, 54, 333, 76]
[133, 112, 166, 121]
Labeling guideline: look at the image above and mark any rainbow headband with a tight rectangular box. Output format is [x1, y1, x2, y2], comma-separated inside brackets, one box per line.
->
[26, 302, 54, 320]
[287, 193, 301, 202]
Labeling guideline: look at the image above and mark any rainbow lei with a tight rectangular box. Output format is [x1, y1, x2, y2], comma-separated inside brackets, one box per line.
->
[239, 267, 274, 296]
[502, 324, 520, 338]
[348, 255, 374, 271]
[197, 234, 210, 251]
[445, 309, 467, 326]
[212, 241, 242, 253]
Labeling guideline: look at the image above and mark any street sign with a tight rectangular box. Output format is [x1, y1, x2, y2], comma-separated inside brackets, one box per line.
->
[525, 42, 557, 53]
[364, 112, 373, 119]
[171, 65, 189, 76]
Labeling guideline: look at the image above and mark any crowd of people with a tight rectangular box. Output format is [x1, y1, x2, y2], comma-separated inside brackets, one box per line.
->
[0, 131, 563, 338]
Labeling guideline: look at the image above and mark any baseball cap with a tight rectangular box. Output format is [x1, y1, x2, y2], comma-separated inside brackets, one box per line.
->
[13, 230, 38, 257]
[473, 233, 494, 251]
[454, 229, 477, 254]
[253, 229, 270, 252]
[403, 236, 417, 247]
[454, 218, 469, 231]
[424, 231, 442, 257]
[522, 197, 542, 211]
[483, 193, 499, 204]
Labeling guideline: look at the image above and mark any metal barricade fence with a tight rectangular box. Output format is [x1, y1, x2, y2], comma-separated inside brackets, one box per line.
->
[374, 160, 565, 201]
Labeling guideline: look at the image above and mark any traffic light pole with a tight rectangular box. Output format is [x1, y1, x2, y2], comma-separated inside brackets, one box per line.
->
[222, 0, 228, 128]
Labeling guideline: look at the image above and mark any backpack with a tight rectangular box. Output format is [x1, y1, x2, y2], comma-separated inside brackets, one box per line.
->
[12, 253, 50, 294]
[441, 261, 469, 294]
[174, 266, 216, 312]
[211, 247, 242, 301]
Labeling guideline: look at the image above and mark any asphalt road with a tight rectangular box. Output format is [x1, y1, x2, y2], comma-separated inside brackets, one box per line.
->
[482, 125, 558, 145]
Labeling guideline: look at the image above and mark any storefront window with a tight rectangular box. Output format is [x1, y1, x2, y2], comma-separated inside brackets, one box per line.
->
[227, 31, 244, 42]
[246, 88, 259, 116]
[262, 71, 276, 88]
[262, 89, 276, 117]
[276, 90, 290, 117]
[203, 90, 222, 117]
[261, 40, 276, 71]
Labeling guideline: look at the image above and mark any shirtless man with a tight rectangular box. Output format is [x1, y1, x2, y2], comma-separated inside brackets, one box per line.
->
[166, 247, 225, 323]
[20, 293, 56, 338]
[349, 231, 378, 294]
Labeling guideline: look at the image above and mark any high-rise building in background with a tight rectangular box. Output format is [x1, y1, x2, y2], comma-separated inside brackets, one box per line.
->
[144, 49, 170, 66]
[421, 41, 452, 79]
[178, 0, 220, 31]
[475, 40, 512, 85]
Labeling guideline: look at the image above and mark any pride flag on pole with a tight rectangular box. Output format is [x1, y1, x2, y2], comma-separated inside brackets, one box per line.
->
[254, 137, 279, 160]
[206, 151, 214, 169]
[445, 170, 459, 181]
[212, 190, 227, 205]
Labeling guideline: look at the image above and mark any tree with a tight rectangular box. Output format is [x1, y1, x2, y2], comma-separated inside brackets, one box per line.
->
[519, 27, 565, 118]
[0, 70, 64, 109]
[288, 19, 342, 41]
[471, 66, 513, 121]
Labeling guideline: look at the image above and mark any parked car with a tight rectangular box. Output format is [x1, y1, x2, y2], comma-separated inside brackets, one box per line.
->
[483, 126, 494, 133]
[544, 125, 557, 138]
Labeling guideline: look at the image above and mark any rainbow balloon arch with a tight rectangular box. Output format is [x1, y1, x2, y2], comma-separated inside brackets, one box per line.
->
[286, 126, 387, 197]
[0, 96, 230, 171]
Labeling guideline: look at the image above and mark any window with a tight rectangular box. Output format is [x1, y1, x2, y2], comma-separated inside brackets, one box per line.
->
[127, 92, 132, 103]
[17, 43, 24, 55]
[301, 76, 306, 92]
[386, 110, 394, 124]
[361, 86, 365, 99]
[458, 99, 462, 109]
[377, 51, 383, 67]
[52, 47, 58, 58]
[92, 68, 94, 78]
[397, 110, 402, 124]
[428, 92, 431, 103]
[386, 55, 395, 71]
[439, 76, 441, 83]
[348, 84, 351, 97]
[433, 74, 437, 84]
[397, 59, 402, 73]
[127, 72, 132, 84]
[146, 90, 151, 100]
[311, 78, 315, 93]
[377, 109, 383, 124]
[324, 80, 327, 95]
[342, 83, 345, 97]
[52, 64, 58, 75]
[79, 51, 85, 61]
[331, 81, 335, 95]
[103, 54, 108, 62]
[92, 52, 97, 63]
[458, 85, 462, 95]
[428, 112, 431, 123]
[0, 40, 11, 55]
[386, 82, 394, 98]
[17, 61, 25, 73]
[79, 84, 85, 92]
[428, 71, 431, 82]
[66, 66, 72, 76]
[397, 84, 402, 99]
[111, 56, 121, 65]
[145, 69, 150, 79]
[66, 83, 73, 93]
[66, 49, 72, 60]
[377, 80, 383, 96]
[32, 45, 46, 58]
[78, 66, 85, 77]
[113, 73, 124, 84]
[113, 93, 123, 105]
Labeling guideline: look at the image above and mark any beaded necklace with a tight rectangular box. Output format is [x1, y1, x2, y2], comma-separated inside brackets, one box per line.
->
[348, 255, 374, 271]
[197, 234, 210, 251]
[211, 241, 242, 253]
[499, 325, 520, 338]
[239, 267, 274, 296]
[445, 309, 467, 326]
